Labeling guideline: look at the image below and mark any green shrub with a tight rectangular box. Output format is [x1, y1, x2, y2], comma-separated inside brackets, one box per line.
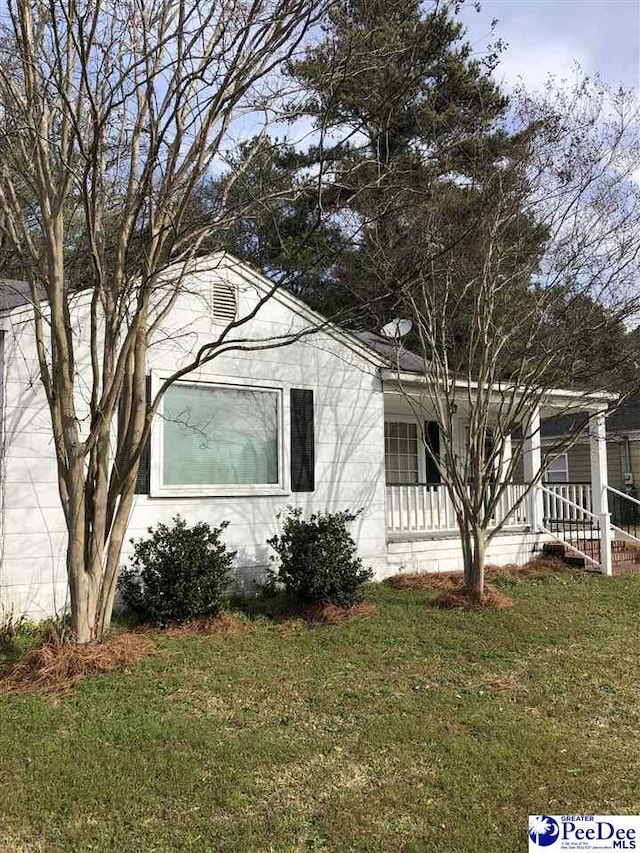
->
[267, 507, 373, 607]
[118, 515, 236, 626]
[0, 604, 26, 644]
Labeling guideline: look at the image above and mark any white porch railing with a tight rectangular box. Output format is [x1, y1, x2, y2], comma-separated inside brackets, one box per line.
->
[542, 483, 593, 523]
[385, 483, 530, 535]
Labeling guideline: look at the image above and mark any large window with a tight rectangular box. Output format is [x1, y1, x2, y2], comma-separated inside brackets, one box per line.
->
[161, 383, 280, 491]
[385, 420, 419, 484]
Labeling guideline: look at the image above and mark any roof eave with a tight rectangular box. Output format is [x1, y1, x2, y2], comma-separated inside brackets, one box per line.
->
[380, 369, 618, 408]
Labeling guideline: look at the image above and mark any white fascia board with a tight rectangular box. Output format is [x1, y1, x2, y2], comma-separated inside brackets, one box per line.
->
[380, 369, 618, 409]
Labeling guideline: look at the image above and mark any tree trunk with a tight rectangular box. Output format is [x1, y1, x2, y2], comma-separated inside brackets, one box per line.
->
[63, 457, 116, 643]
[67, 540, 100, 644]
[466, 527, 487, 603]
[63, 463, 96, 643]
[460, 523, 473, 587]
[95, 484, 138, 640]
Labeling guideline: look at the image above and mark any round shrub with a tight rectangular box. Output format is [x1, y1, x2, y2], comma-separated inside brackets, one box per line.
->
[267, 507, 373, 607]
[118, 515, 236, 626]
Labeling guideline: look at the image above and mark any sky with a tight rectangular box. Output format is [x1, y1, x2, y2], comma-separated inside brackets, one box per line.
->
[460, 0, 639, 92]
[219, 0, 639, 168]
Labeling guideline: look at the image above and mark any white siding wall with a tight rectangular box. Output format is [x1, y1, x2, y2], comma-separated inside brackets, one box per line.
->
[0, 261, 388, 617]
[386, 531, 552, 575]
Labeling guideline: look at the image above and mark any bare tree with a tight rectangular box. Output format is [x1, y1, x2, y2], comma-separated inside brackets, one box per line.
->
[0, 0, 344, 642]
[380, 77, 640, 601]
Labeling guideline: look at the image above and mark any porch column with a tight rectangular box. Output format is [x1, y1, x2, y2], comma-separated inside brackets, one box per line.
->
[523, 405, 543, 530]
[589, 410, 613, 576]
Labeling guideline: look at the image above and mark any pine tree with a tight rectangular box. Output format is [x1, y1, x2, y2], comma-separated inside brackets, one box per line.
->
[286, 0, 522, 324]
[190, 0, 522, 326]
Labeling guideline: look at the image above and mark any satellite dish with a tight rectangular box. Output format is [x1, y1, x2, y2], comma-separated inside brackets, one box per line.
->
[380, 318, 412, 339]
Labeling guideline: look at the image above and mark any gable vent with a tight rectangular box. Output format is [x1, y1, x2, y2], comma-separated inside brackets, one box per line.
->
[211, 281, 237, 323]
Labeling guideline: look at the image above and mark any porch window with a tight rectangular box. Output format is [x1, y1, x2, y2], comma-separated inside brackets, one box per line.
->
[385, 421, 419, 484]
[544, 452, 569, 483]
[161, 382, 280, 490]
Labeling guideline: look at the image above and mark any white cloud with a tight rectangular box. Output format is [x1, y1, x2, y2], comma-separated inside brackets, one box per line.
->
[461, 0, 637, 93]
[492, 36, 590, 93]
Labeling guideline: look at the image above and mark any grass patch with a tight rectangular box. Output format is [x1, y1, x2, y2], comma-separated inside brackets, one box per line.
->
[0, 571, 639, 851]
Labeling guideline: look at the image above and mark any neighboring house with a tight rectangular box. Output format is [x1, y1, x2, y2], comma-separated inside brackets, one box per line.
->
[534, 402, 640, 494]
[0, 254, 626, 617]
[509, 404, 640, 534]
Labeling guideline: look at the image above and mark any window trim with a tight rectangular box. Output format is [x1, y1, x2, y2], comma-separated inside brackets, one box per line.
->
[150, 372, 290, 497]
[384, 415, 426, 484]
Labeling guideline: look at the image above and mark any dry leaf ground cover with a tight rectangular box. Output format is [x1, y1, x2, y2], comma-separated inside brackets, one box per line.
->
[1, 569, 639, 852]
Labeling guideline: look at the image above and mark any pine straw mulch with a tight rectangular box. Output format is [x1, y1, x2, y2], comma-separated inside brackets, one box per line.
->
[0, 613, 251, 695]
[301, 601, 378, 625]
[158, 612, 252, 639]
[0, 630, 156, 695]
[386, 571, 462, 592]
[384, 556, 569, 611]
[385, 556, 568, 592]
[435, 584, 514, 611]
[271, 602, 378, 635]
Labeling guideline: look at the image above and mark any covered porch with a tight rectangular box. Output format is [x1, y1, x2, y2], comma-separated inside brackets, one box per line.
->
[382, 377, 638, 576]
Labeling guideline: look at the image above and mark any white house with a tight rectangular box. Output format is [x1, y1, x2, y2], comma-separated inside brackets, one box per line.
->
[0, 254, 630, 618]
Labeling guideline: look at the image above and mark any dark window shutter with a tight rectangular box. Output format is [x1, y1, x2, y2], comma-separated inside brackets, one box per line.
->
[118, 375, 151, 495]
[290, 389, 314, 492]
[424, 421, 441, 484]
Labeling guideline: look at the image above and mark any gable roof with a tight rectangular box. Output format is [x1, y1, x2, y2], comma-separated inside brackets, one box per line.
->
[0, 280, 37, 312]
[0, 254, 387, 369]
[352, 331, 425, 373]
[210, 254, 386, 368]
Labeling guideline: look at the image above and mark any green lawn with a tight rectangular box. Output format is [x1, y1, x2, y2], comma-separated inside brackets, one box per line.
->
[1, 571, 640, 852]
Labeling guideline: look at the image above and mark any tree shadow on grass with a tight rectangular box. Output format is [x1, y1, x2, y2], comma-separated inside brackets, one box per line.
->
[228, 588, 305, 623]
[228, 587, 377, 626]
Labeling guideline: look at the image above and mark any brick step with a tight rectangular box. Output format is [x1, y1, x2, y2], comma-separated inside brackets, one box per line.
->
[573, 543, 640, 562]
[543, 542, 591, 568]
[612, 540, 638, 551]
[611, 549, 640, 563]
[612, 561, 640, 575]
[543, 540, 640, 571]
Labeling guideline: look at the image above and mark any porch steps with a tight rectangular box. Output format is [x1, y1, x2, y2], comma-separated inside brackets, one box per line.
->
[543, 540, 640, 574]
